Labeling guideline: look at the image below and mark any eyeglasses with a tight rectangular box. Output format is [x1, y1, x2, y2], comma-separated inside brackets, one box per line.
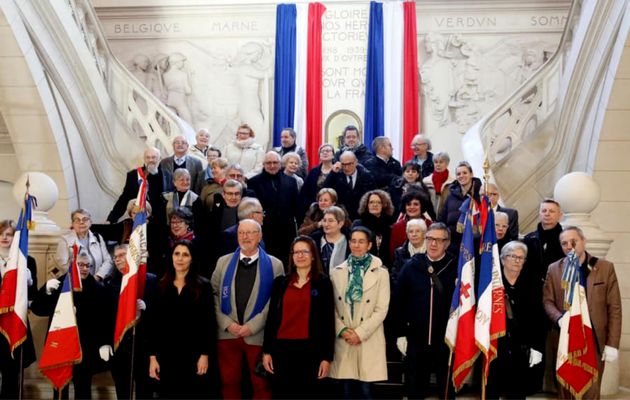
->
[341, 162, 355, 167]
[238, 230, 259, 236]
[223, 191, 242, 197]
[77, 262, 90, 268]
[487, 192, 500, 197]
[425, 236, 448, 244]
[228, 174, 243, 179]
[264, 161, 279, 165]
[506, 254, 526, 263]
[73, 217, 90, 223]
[292, 250, 311, 256]
[170, 219, 186, 225]
[368, 200, 382, 205]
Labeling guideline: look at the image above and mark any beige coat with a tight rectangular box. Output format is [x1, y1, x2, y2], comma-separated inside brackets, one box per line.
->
[329, 256, 390, 382]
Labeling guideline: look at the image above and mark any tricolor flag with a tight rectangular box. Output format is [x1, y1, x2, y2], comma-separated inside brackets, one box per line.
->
[273, 2, 326, 169]
[445, 197, 479, 391]
[39, 260, 82, 390]
[556, 251, 599, 398]
[0, 193, 35, 356]
[475, 201, 505, 385]
[113, 167, 149, 350]
[364, 1, 419, 161]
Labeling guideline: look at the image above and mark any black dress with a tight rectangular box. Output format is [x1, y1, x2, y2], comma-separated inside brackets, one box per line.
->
[146, 278, 216, 398]
[486, 272, 544, 399]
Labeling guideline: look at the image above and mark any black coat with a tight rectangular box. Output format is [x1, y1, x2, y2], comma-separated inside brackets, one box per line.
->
[31, 274, 108, 373]
[497, 205, 520, 241]
[352, 214, 393, 267]
[391, 253, 456, 344]
[406, 151, 434, 178]
[363, 156, 402, 191]
[248, 170, 299, 264]
[107, 167, 166, 224]
[322, 165, 377, 220]
[437, 177, 482, 255]
[263, 274, 335, 363]
[334, 144, 373, 165]
[299, 164, 327, 219]
[391, 241, 412, 288]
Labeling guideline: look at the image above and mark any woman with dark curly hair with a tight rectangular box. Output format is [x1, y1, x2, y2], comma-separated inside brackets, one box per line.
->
[262, 236, 335, 398]
[351, 190, 394, 267]
[147, 240, 216, 398]
[389, 161, 435, 219]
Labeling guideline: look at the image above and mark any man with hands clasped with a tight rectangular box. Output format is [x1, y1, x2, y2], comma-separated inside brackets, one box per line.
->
[211, 219, 284, 399]
[543, 226, 622, 399]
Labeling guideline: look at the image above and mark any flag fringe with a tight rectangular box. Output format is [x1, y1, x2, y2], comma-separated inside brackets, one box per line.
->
[0, 325, 26, 357]
[451, 352, 479, 391]
[113, 318, 138, 352]
[556, 371, 598, 399]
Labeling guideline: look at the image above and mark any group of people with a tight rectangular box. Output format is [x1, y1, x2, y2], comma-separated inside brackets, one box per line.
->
[0, 123, 621, 400]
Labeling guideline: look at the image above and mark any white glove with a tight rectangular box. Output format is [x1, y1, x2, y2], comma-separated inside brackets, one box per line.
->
[26, 268, 33, 287]
[136, 299, 146, 318]
[45, 279, 61, 295]
[602, 346, 619, 362]
[396, 337, 408, 357]
[529, 349, 543, 367]
[99, 345, 113, 362]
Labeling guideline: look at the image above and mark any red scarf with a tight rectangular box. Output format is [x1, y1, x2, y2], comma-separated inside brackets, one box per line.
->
[432, 169, 449, 194]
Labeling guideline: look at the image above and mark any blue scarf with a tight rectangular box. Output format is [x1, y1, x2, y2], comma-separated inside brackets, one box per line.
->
[220, 246, 274, 322]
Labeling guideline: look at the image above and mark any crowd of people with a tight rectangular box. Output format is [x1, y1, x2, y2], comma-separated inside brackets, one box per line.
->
[0, 123, 622, 400]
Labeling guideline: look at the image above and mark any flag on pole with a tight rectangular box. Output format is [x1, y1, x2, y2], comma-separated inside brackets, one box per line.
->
[113, 167, 149, 350]
[69, 244, 82, 292]
[273, 2, 326, 169]
[0, 193, 35, 357]
[39, 259, 82, 390]
[445, 197, 479, 391]
[364, 0, 419, 161]
[475, 200, 505, 384]
[556, 251, 599, 398]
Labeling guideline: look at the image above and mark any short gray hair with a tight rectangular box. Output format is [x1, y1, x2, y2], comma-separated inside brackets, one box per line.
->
[495, 211, 509, 223]
[500, 240, 528, 260]
[433, 151, 450, 164]
[71, 208, 92, 222]
[281, 151, 302, 167]
[173, 168, 190, 181]
[238, 197, 263, 220]
[406, 218, 428, 233]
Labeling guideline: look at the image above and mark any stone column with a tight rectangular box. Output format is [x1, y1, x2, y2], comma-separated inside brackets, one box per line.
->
[554, 172, 618, 395]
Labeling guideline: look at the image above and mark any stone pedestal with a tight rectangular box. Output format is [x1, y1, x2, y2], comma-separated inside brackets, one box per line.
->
[554, 172, 618, 395]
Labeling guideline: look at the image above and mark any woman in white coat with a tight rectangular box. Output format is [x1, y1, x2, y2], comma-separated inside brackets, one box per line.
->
[55, 208, 114, 280]
[329, 226, 390, 399]
[223, 123, 265, 179]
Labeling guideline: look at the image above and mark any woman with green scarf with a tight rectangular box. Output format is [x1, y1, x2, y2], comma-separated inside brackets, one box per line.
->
[329, 226, 390, 398]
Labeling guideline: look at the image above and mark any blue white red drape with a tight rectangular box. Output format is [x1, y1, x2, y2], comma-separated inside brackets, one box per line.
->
[0, 192, 34, 356]
[364, 1, 419, 161]
[273, 3, 326, 169]
[475, 199, 506, 385]
[39, 250, 82, 390]
[445, 197, 479, 391]
[114, 167, 149, 350]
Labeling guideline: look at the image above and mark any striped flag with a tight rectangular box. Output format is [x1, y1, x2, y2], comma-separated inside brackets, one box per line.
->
[475, 200, 505, 385]
[0, 193, 35, 356]
[364, 1, 419, 161]
[273, 2, 326, 169]
[39, 256, 82, 390]
[69, 244, 82, 292]
[445, 197, 479, 391]
[556, 251, 599, 397]
[114, 167, 149, 350]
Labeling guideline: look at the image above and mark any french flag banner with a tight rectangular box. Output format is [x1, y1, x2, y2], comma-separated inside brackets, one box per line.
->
[39, 263, 82, 390]
[0, 193, 34, 356]
[364, 1, 419, 161]
[475, 201, 505, 385]
[114, 167, 148, 350]
[273, 2, 326, 169]
[556, 251, 599, 398]
[445, 197, 479, 391]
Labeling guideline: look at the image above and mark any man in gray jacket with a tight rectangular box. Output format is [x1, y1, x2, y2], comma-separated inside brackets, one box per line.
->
[211, 219, 284, 399]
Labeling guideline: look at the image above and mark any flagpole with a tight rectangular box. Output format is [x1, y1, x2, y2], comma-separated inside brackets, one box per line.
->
[482, 155, 490, 194]
[444, 351, 452, 400]
[18, 345, 24, 400]
[129, 326, 137, 399]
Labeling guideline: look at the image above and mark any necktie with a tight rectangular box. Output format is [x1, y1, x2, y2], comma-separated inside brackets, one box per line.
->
[347, 175, 353, 189]
[242, 257, 251, 265]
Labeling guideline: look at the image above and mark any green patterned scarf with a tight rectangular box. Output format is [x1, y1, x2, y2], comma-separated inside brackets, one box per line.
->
[345, 253, 373, 317]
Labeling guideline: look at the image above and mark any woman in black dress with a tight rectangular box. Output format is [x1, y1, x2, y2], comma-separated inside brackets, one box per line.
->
[147, 240, 216, 398]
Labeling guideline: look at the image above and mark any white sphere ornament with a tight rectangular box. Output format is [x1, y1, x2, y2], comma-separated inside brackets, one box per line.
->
[554, 172, 600, 214]
[12, 172, 59, 212]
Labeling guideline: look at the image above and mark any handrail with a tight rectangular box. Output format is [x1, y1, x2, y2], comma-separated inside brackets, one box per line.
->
[66, 0, 194, 155]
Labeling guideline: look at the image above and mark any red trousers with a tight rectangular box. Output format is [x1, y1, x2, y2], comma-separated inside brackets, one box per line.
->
[217, 338, 271, 399]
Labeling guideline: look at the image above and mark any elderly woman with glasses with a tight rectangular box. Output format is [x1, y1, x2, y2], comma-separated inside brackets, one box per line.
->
[224, 123, 265, 179]
[487, 241, 544, 400]
[262, 236, 335, 398]
[329, 226, 390, 399]
[55, 208, 114, 280]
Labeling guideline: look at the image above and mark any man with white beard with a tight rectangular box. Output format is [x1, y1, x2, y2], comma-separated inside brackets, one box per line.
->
[107, 147, 166, 224]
